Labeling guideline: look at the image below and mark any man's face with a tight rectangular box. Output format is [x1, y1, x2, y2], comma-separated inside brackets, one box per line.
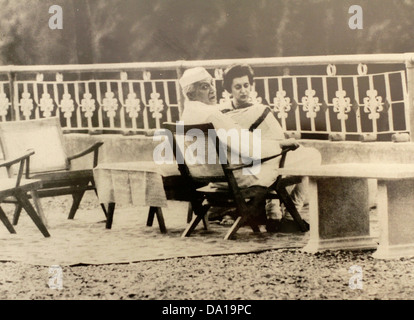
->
[192, 78, 217, 105]
[230, 75, 252, 106]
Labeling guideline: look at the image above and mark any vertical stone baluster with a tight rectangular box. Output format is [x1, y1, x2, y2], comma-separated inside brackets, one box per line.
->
[8, 72, 17, 121]
[102, 81, 118, 129]
[95, 81, 103, 129]
[401, 70, 410, 136]
[263, 78, 270, 108]
[74, 82, 82, 130]
[248, 86, 262, 105]
[119, 72, 127, 131]
[176, 64, 185, 118]
[149, 81, 164, 129]
[0, 83, 10, 121]
[301, 77, 321, 132]
[54, 73, 64, 120]
[325, 64, 336, 136]
[125, 82, 140, 130]
[140, 75, 149, 130]
[20, 83, 33, 120]
[273, 78, 291, 131]
[39, 83, 54, 118]
[33, 75, 40, 119]
[352, 76, 362, 135]
[219, 90, 231, 108]
[81, 83, 95, 130]
[333, 77, 351, 134]
[163, 81, 172, 123]
[213, 68, 222, 102]
[405, 58, 414, 141]
[60, 83, 75, 129]
[321, 76, 331, 135]
[363, 75, 383, 137]
[384, 73, 394, 134]
[53, 81, 60, 122]
[292, 76, 301, 133]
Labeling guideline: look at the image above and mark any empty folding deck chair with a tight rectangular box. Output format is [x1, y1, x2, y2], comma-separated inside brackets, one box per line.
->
[0, 117, 106, 224]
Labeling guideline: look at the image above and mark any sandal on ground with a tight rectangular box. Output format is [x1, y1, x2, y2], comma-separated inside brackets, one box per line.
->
[220, 214, 235, 226]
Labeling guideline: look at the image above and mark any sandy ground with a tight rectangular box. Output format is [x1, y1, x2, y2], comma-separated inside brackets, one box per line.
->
[1, 192, 414, 300]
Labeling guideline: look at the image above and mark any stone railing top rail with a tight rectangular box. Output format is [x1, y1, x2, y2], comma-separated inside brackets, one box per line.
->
[0, 53, 414, 74]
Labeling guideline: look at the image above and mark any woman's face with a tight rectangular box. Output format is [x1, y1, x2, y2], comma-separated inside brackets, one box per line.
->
[192, 78, 217, 105]
[230, 75, 252, 107]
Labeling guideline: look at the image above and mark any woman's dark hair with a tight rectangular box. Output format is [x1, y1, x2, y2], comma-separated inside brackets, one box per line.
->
[222, 64, 255, 92]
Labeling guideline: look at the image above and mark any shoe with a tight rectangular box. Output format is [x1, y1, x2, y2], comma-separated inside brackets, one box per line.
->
[265, 218, 281, 233]
[208, 207, 236, 221]
[220, 214, 235, 226]
[278, 218, 307, 233]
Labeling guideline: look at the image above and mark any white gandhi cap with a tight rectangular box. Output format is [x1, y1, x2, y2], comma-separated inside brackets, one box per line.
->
[179, 67, 212, 88]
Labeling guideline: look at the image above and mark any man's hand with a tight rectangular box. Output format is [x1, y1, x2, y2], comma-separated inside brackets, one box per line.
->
[279, 138, 300, 151]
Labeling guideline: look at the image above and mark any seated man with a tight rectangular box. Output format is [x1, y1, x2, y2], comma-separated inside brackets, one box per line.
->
[220, 64, 321, 226]
[178, 66, 321, 232]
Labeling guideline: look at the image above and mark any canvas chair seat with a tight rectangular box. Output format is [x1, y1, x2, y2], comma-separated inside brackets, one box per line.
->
[197, 184, 277, 198]
[31, 170, 93, 188]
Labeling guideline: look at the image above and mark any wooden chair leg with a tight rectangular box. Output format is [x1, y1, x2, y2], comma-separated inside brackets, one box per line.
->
[15, 190, 50, 237]
[67, 191, 86, 220]
[30, 190, 48, 228]
[224, 216, 245, 240]
[100, 203, 108, 218]
[154, 207, 167, 234]
[94, 188, 108, 218]
[187, 202, 193, 223]
[146, 206, 156, 227]
[0, 206, 16, 234]
[181, 214, 203, 238]
[105, 202, 116, 229]
[202, 215, 209, 230]
[147, 207, 167, 233]
[12, 204, 22, 226]
[277, 187, 309, 232]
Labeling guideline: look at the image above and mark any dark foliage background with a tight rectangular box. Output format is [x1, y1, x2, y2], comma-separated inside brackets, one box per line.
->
[0, 0, 413, 65]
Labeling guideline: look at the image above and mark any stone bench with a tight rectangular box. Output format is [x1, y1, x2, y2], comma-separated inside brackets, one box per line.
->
[278, 163, 414, 259]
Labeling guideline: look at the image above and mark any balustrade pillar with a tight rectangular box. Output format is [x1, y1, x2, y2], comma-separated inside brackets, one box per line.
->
[176, 64, 185, 117]
[406, 59, 414, 142]
[8, 72, 16, 121]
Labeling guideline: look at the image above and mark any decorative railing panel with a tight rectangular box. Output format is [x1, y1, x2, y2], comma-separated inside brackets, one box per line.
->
[244, 70, 408, 141]
[1, 53, 414, 141]
[13, 75, 182, 133]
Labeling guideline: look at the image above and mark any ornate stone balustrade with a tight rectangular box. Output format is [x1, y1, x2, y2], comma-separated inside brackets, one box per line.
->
[1, 53, 413, 141]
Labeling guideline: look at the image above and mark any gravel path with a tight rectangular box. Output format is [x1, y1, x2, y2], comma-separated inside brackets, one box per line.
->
[1, 249, 414, 300]
[1, 193, 414, 300]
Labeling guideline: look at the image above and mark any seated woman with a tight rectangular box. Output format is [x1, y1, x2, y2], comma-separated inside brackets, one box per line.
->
[219, 64, 322, 230]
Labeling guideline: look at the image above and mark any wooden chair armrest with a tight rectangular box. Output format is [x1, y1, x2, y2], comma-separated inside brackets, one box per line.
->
[227, 140, 299, 172]
[67, 142, 104, 168]
[0, 150, 35, 187]
[226, 150, 287, 172]
[0, 150, 35, 169]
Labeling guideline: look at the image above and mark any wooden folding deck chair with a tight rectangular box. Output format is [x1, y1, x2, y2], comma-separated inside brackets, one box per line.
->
[163, 122, 309, 240]
[0, 117, 106, 224]
[0, 150, 50, 237]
